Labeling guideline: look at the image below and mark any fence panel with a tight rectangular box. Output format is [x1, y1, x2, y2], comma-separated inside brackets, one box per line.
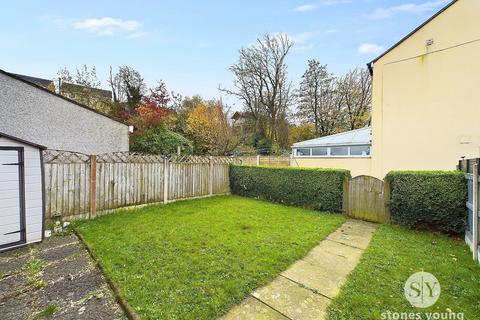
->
[43, 151, 238, 222]
[459, 158, 480, 264]
[346, 175, 389, 223]
[43, 151, 91, 222]
[235, 155, 290, 167]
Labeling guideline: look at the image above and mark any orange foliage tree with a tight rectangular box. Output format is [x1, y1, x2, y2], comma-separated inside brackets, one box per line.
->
[186, 101, 238, 155]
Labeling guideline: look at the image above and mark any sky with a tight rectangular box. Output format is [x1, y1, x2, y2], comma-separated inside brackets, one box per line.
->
[1, 0, 449, 110]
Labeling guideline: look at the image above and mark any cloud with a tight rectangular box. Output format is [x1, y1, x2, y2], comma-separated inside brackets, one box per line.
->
[358, 43, 385, 55]
[294, 4, 317, 12]
[321, 0, 351, 5]
[371, 0, 448, 19]
[294, 1, 350, 11]
[73, 17, 142, 36]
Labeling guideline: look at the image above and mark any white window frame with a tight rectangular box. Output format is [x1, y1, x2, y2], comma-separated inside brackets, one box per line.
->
[293, 145, 371, 158]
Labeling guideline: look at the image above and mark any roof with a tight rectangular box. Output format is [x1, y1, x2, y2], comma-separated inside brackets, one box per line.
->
[12, 73, 53, 88]
[0, 69, 126, 126]
[292, 127, 371, 148]
[0, 131, 47, 149]
[367, 0, 458, 72]
[61, 82, 113, 99]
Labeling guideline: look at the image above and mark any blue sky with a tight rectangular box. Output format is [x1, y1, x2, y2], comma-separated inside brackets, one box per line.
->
[1, 0, 449, 110]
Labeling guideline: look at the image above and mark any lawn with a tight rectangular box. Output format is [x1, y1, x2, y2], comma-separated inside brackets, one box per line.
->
[74, 195, 345, 320]
[327, 225, 480, 319]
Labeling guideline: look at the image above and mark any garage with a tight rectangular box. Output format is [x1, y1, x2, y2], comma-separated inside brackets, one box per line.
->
[0, 132, 46, 251]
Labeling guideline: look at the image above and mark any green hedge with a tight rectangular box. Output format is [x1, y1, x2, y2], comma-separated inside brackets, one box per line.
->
[386, 171, 467, 234]
[229, 165, 350, 212]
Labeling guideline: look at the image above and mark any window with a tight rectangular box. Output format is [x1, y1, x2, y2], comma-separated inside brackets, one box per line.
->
[293, 145, 371, 157]
[311, 147, 328, 156]
[330, 146, 349, 156]
[296, 148, 311, 156]
[350, 145, 371, 156]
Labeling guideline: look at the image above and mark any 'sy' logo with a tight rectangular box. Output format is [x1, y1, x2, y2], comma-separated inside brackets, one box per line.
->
[404, 272, 441, 308]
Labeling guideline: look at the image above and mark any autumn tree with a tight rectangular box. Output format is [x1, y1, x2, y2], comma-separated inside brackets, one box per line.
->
[337, 68, 371, 130]
[131, 82, 173, 130]
[289, 123, 316, 144]
[222, 34, 293, 147]
[297, 60, 344, 136]
[185, 100, 238, 155]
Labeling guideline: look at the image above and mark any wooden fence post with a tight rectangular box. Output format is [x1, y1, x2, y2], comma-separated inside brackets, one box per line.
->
[342, 176, 349, 214]
[473, 163, 478, 261]
[383, 178, 391, 222]
[89, 155, 97, 219]
[163, 157, 169, 204]
[209, 156, 213, 196]
[256, 155, 260, 166]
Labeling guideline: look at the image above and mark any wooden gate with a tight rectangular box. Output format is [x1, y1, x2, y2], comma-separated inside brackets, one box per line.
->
[346, 175, 389, 223]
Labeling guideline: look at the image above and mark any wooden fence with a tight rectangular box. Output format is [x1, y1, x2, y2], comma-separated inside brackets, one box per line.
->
[458, 158, 480, 264]
[235, 155, 290, 167]
[43, 151, 238, 222]
[345, 175, 390, 223]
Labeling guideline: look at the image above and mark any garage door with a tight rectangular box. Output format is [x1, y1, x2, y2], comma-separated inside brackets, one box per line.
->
[0, 147, 25, 249]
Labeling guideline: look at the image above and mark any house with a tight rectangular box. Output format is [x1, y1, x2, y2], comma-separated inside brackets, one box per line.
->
[13, 73, 113, 112]
[293, 0, 479, 178]
[291, 127, 372, 177]
[0, 132, 46, 251]
[0, 69, 129, 155]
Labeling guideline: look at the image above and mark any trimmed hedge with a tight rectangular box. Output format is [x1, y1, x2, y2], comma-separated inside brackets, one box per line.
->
[229, 165, 350, 212]
[386, 171, 467, 234]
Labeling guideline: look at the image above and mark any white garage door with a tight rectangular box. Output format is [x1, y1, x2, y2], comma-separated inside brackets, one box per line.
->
[0, 148, 25, 249]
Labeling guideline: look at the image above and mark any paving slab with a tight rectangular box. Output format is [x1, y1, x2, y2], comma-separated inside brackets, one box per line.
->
[252, 276, 331, 320]
[281, 259, 346, 299]
[326, 220, 377, 249]
[220, 219, 378, 320]
[220, 296, 288, 320]
[0, 234, 123, 319]
[309, 239, 363, 264]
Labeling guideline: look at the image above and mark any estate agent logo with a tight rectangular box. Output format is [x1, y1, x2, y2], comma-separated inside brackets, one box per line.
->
[404, 272, 441, 308]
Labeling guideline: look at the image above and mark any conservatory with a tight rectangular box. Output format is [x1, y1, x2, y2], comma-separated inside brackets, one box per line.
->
[291, 127, 372, 177]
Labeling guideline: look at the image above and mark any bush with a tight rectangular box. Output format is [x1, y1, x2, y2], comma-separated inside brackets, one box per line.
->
[229, 165, 350, 212]
[386, 171, 467, 234]
[130, 125, 193, 155]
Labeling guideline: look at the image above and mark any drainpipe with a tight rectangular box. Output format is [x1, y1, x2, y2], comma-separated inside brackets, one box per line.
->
[367, 62, 373, 76]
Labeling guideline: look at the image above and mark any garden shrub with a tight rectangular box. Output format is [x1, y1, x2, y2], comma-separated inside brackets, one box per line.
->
[229, 165, 350, 212]
[386, 171, 467, 234]
[130, 125, 193, 155]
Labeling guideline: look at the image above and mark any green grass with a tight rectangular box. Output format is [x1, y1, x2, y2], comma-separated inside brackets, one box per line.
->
[327, 225, 480, 319]
[34, 304, 58, 319]
[74, 195, 345, 320]
[21, 257, 47, 289]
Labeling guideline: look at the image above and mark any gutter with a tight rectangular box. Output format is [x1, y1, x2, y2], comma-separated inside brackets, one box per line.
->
[367, 62, 373, 76]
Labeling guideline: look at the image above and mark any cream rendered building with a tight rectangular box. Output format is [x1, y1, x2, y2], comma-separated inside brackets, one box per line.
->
[293, 0, 480, 178]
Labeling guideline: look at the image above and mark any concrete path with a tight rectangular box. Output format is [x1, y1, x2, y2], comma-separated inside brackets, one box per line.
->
[0, 234, 123, 320]
[220, 219, 378, 320]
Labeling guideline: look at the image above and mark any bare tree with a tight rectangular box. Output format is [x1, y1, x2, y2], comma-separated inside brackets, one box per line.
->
[297, 59, 344, 136]
[221, 34, 294, 143]
[108, 65, 146, 113]
[108, 66, 125, 103]
[56, 65, 103, 110]
[337, 68, 371, 130]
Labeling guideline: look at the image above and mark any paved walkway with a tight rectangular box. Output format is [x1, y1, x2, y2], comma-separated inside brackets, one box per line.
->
[221, 219, 378, 320]
[0, 234, 123, 319]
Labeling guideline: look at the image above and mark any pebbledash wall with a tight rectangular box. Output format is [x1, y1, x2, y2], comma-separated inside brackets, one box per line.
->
[0, 70, 129, 155]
